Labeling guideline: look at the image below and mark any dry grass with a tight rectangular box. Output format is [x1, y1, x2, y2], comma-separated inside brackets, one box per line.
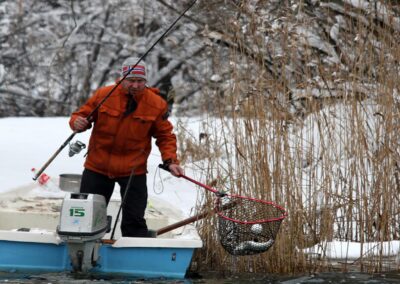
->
[179, 1, 400, 276]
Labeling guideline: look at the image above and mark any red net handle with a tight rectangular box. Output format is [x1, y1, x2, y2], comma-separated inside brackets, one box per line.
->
[159, 164, 224, 195]
[159, 165, 287, 223]
[179, 174, 223, 195]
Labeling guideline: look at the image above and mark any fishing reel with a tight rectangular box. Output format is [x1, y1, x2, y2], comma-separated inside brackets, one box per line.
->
[69, 140, 86, 157]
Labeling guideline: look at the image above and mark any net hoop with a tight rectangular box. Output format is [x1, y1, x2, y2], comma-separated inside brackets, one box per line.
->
[216, 194, 287, 224]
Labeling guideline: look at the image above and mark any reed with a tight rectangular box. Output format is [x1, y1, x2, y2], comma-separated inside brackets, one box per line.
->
[180, 0, 400, 276]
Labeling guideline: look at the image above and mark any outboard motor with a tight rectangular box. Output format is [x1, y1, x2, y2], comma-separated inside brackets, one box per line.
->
[57, 193, 111, 272]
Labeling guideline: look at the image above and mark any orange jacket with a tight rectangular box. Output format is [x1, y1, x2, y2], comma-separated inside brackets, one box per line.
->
[69, 84, 179, 178]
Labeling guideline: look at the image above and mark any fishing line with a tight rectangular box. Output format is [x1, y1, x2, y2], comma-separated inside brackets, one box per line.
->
[152, 166, 165, 195]
[33, 0, 198, 180]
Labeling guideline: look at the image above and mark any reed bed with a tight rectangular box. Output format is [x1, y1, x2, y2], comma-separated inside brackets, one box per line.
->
[179, 1, 400, 275]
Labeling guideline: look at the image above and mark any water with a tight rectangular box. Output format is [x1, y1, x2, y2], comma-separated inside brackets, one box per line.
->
[1, 271, 400, 284]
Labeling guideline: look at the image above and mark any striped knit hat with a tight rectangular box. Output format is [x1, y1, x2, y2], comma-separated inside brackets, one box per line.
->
[121, 57, 147, 80]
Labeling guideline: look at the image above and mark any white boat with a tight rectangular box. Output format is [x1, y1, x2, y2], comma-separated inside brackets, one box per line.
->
[0, 176, 202, 279]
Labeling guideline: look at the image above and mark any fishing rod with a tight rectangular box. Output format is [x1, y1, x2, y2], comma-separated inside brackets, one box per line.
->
[33, 0, 198, 181]
[110, 167, 136, 241]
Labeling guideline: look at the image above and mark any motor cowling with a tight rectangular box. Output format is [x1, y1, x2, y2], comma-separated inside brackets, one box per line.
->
[57, 193, 111, 272]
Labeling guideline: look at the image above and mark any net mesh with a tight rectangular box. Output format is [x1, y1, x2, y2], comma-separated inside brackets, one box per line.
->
[216, 195, 286, 256]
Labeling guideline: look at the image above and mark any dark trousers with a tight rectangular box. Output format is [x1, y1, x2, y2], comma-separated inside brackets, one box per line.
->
[80, 168, 148, 237]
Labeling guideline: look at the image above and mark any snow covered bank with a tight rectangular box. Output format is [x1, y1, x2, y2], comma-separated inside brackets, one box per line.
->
[0, 117, 202, 218]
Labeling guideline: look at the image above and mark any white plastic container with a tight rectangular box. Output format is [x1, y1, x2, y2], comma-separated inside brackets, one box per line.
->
[59, 174, 82, 193]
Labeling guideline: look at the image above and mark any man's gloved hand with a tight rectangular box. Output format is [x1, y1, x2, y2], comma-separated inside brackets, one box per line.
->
[168, 163, 184, 177]
[73, 116, 90, 132]
[162, 159, 184, 177]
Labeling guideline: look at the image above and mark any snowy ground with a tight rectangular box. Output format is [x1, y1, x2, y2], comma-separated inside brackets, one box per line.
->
[0, 117, 202, 218]
[1, 116, 399, 262]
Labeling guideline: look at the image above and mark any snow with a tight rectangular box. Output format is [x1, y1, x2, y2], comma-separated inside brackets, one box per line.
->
[1, 116, 399, 260]
[303, 240, 400, 260]
[0, 116, 202, 218]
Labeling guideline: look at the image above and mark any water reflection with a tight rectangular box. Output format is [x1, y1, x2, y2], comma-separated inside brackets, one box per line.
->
[0, 271, 399, 283]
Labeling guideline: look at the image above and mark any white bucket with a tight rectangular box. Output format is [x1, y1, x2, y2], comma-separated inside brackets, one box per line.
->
[59, 174, 82, 193]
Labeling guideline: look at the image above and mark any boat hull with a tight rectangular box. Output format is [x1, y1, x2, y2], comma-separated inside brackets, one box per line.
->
[0, 231, 201, 279]
[0, 239, 69, 273]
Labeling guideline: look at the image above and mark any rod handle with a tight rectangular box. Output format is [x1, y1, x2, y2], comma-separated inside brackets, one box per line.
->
[156, 200, 237, 236]
[156, 210, 211, 236]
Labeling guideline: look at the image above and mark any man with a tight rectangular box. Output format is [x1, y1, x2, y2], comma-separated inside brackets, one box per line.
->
[69, 57, 184, 237]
